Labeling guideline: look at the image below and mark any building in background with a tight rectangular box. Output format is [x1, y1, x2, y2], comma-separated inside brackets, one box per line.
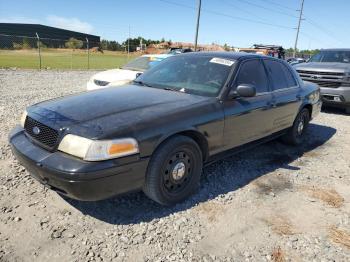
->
[0, 23, 100, 49]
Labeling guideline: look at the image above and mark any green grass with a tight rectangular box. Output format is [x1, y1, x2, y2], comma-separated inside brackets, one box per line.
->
[0, 49, 139, 69]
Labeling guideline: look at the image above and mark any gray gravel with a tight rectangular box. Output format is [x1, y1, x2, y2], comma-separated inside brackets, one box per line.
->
[1, 69, 350, 262]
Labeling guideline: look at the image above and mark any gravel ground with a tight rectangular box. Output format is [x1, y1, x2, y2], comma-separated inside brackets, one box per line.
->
[0, 69, 350, 262]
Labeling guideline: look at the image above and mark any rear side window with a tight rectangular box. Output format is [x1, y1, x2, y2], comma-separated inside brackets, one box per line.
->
[234, 59, 269, 94]
[264, 60, 297, 90]
[281, 64, 297, 87]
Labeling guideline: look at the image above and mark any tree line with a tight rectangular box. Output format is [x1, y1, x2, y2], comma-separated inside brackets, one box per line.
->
[7, 36, 170, 52]
[100, 37, 171, 52]
[5, 35, 321, 56]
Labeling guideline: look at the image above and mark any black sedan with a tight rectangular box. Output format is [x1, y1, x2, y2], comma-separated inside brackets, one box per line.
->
[9, 52, 322, 205]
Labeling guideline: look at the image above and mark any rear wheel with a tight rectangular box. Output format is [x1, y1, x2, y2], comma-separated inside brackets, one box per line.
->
[143, 136, 203, 206]
[281, 108, 310, 145]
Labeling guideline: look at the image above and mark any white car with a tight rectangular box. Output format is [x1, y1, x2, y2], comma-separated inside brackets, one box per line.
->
[87, 54, 172, 90]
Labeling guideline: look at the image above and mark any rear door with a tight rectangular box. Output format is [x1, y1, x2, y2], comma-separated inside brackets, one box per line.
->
[223, 58, 274, 149]
[263, 59, 302, 132]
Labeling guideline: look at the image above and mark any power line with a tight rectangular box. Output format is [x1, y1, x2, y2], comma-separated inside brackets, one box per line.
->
[234, 0, 342, 48]
[236, 0, 298, 18]
[305, 19, 344, 45]
[255, 0, 297, 12]
[158, 0, 294, 30]
[299, 32, 325, 46]
[158, 0, 342, 50]
[221, 0, 274, 24]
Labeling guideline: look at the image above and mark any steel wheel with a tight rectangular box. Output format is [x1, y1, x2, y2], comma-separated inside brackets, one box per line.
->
[162, 150, 193, 195]
[281, 108, 310, 145]
[143, 135, 203, 206]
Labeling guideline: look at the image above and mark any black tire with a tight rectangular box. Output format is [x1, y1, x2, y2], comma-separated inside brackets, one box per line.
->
[143, 135, 203, 206]
[281, 108, 310, 145]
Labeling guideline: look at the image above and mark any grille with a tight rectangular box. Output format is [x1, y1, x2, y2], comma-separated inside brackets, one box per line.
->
[24, 116, 59, 150]
[306, 79, 341, 88]
[296, 70, 344, 76]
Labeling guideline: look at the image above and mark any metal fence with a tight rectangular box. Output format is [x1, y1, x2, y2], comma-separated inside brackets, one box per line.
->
[1, 34, 314, 69]
[0, 34, 139, 70]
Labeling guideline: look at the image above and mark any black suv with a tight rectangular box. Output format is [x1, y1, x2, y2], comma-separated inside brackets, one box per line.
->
[9, 52, 321, 205]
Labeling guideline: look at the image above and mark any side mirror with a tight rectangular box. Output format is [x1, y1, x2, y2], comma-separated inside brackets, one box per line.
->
[135, 72, 143, 78]
[236, 84, 256, 97]
[229, 84, 256, 99]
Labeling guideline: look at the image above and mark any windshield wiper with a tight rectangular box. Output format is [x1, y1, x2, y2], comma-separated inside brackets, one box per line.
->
[163, 87, 186, 93]
[133, 80, 152, 87]
[163, 87, 177, 91]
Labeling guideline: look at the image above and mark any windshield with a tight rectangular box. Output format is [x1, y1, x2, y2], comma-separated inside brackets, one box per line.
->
[309, 50, 350, 63]
[136, 55, 234, 97]
[122, 56, 153, 71]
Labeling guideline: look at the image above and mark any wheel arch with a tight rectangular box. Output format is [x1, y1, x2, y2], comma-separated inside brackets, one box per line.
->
[154, 129, 209, 162]
[301, 103, 312, 118]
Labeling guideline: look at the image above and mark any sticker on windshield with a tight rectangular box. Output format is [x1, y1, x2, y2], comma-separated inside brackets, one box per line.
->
[210, 57, 235, 66]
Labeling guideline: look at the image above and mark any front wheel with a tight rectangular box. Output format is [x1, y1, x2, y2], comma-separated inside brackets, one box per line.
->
[281, 108, 310, 146]
[143, 136, 203, 206]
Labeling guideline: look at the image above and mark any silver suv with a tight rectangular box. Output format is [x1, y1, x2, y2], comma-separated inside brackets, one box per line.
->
[295, 49, 350, 114]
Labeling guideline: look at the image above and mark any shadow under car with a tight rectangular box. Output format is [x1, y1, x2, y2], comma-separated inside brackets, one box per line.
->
[62, 123, 336, 225]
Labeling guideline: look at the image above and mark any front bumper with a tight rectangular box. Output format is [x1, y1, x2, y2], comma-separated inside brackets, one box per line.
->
[311, 100, 322, 119]
[9, 126, 148, 201]
[320, 86, 350, 108]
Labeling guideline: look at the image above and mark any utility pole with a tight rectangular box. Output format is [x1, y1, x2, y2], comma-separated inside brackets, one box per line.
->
[293, 0, 305, 58]
[36, 32, 41, 70]
[86, 37, 89, 70]
[127, 25, 130, 60]
[194, 0, 202, 51]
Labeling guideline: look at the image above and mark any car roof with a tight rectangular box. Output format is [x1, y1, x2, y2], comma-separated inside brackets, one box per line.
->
[176, 51, 280, 61]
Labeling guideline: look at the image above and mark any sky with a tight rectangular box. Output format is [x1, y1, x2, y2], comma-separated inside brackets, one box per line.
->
[0, 0, 348, 50]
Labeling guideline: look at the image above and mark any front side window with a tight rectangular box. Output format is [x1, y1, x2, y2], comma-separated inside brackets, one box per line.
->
[264, 60, 297, 90]
[234, 59, 269, 94]
[309, 51, 350, 63]
[136, 55, 234, 97]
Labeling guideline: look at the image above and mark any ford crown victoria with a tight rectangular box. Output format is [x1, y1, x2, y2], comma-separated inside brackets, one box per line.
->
[9, 52, 321, 205]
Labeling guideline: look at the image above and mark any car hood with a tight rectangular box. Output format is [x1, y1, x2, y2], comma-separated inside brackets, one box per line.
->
[92, 69, 141, 83]
[295, 62, 350, 73]
[28, 85, 211, 138]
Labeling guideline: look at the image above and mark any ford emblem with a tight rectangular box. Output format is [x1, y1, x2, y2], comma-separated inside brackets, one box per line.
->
[32, 126, 41, 135]
[312, 75, 319, 79]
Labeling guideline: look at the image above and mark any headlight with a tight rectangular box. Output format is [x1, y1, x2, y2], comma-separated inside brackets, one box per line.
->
[20, 110, 27, 127]
[58, 134, 139, 161]
[94, 79, 110, 86]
